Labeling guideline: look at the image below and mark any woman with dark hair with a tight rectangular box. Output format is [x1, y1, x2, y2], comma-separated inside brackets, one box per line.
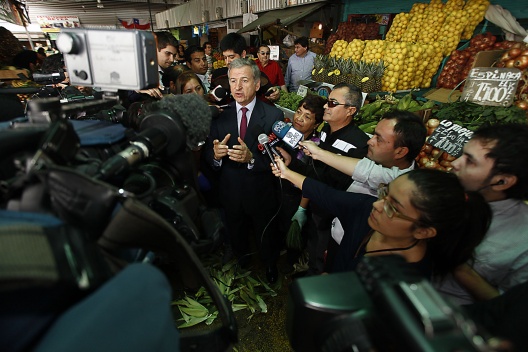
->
[174, 71, 206, 96]
[175, 44, 186, 65]
[272, 162, 491, 279]
[276, 94, 326, 269]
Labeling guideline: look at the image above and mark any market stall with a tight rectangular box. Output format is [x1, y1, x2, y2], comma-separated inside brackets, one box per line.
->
[273, 0, 528, 173]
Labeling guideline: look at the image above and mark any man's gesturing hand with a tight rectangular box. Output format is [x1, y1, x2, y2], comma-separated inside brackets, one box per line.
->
[213, 134, 230, 160]
[228, 137, 253, 163]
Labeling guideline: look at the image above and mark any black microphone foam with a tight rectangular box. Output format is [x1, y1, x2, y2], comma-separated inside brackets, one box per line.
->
[142, 94, 212, 151]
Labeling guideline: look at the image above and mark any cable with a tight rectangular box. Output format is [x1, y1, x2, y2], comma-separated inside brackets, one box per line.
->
[448, 78, 467, 103]
[233, 177, 285, 275]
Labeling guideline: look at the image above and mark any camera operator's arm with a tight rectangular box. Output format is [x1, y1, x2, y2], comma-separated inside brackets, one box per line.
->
[301, 140, 361, 177]
[454, 263, 500, 301]
[135, 87, 164, 99]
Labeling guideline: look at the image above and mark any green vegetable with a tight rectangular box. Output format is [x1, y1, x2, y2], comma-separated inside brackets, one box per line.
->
[433, 101, 527, 131]
[276, 91, 304, 111]
[356, 92, 435, 125]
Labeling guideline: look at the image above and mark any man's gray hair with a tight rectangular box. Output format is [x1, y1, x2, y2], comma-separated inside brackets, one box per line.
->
[228, 58, 261, 82]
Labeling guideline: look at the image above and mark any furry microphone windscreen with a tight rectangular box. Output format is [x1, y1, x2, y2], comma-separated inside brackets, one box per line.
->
[145, 94, 212, 150]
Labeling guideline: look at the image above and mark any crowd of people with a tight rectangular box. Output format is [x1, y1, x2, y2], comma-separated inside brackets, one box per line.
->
[3, 29, 528, 350]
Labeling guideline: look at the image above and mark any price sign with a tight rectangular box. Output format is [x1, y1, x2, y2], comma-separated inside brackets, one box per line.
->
[297, 85, 308, 97]
[427, 120, 473, 158]
[461, 67, 521, 107]
[269, 45, 280, 61]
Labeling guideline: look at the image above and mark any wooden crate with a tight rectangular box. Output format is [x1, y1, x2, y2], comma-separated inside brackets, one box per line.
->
[0, 69, 29, 80]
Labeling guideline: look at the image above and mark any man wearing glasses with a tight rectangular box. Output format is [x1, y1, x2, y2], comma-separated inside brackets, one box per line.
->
[284, 83, 370, 275]
[282, 103, 426, 275]
[255, 45, 287, 101]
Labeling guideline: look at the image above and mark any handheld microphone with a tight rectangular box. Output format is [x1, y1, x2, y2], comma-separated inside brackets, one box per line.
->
[271, 121, 304, 149]
[258, 133, 278, 168]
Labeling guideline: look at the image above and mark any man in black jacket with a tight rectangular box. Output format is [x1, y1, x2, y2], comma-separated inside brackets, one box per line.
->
[290, 83, 370, 275]
[204, 58, 283, 283]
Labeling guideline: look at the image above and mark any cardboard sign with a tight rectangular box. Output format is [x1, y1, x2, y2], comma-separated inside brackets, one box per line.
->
[461, 67, 521, 107]
[427, 120, 473, 158]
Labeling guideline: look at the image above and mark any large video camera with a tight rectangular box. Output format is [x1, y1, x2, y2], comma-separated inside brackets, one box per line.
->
[287, 256, 492, 352]
[0, 29, 235, 352]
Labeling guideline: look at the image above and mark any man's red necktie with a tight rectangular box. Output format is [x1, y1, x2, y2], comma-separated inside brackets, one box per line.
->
[240, 107, 248, 139]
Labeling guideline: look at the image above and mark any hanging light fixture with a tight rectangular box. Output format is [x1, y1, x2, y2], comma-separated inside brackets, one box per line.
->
[97, 0, 104, 9]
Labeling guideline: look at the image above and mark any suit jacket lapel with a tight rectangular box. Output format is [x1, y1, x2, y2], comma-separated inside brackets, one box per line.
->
[245, 100, 264, 150]
[221, 102, 239, 143]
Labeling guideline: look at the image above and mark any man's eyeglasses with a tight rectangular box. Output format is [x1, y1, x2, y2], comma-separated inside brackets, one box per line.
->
[377, 184, 421, 224]
[326, 99, 351, 108]
[259, 52, 270, 56]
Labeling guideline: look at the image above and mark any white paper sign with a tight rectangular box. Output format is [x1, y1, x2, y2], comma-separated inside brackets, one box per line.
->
[269, 45, 280, 61]
[297, 85, 308, 97]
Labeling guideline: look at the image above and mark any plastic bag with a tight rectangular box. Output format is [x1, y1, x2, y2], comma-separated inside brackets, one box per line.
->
[283, 34, 296, 48]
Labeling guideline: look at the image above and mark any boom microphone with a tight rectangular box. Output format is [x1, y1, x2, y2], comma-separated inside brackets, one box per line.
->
[141, 94, 212, 151]
[271, 121, 304, 149]
[258, 133, 277, 168]
[96, 94, 212, 179]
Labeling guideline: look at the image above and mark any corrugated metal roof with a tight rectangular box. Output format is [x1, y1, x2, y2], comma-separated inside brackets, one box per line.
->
[237, 2, 327, 33]
[22, 0, 185, 29]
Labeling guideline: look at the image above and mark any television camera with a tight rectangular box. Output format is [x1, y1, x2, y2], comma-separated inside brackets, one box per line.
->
[287, 255, 495, 352]
[0, 29, 236, 351]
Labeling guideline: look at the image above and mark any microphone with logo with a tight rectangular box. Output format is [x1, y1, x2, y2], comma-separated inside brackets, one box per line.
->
[271, 120, 304, 149]
[258, 133, 278, 168]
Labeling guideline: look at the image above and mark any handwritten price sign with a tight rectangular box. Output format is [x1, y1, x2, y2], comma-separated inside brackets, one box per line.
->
[461, 67, 521, 107]
[427, 120, 473, 158]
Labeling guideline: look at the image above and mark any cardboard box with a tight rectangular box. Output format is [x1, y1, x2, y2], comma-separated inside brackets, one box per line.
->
[471, 50, 504, 69]
[0, 69, 29, 80]
[423, 88, 462, 104]
[425, 50, 505, 103]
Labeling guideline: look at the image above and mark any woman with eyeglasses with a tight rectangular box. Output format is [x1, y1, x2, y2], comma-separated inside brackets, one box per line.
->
[271, 159, 492, 279]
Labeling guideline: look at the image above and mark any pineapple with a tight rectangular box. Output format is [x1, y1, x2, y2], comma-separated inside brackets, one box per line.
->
[315, 55, 330, 82]
[312, 54, 323, 82]
[349, 60, 361, 87]
[373, 60, 385, 92]
[345, 59, 357, 86]
[356, 61, 368, 89]
[334, 58, 347, 85]
[326, 57, 337, 84]
[361, 62, 377, 93]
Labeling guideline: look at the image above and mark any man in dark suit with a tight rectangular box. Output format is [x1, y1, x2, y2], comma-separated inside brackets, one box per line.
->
[205, 58, 283, 283]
